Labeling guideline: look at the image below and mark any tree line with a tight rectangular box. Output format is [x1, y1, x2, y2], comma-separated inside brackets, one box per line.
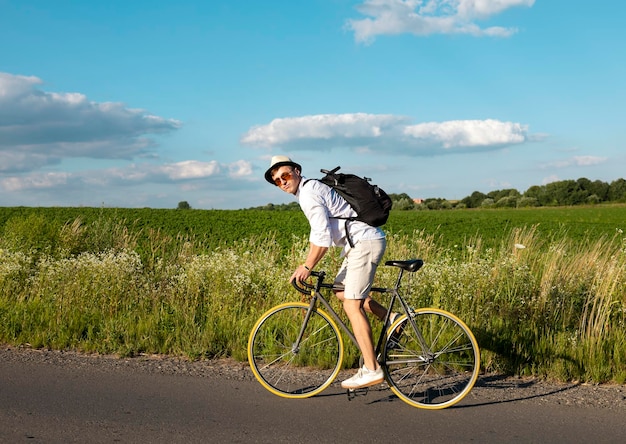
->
[462, 177, 626, 209]
[388, 177, 626, 210]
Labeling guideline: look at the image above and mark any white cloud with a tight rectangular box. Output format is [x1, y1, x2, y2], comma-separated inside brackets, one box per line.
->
[346, 0, 535, 43]
[573, 155, 607, 166]
[241, 113, 530, 155]
[228, 160, 253, 178]
[0, 72, 182, 171]
[485, 178, 512, 189]
[457, 0, 535, 18]
[0, 151, 60, 172]
[542, 174, 560, 185]
[540, 155, 608, 169]
[404, 119, 528, 148]
[240, 113, 406, 147]
[0, 159, 250, 193]
[159, 160, 220, 180]
[1, 172, 70, 191]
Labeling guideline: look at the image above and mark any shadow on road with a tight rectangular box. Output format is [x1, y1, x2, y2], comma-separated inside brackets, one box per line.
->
[457, 374, 581, 408]
[309, 374, 582, 409]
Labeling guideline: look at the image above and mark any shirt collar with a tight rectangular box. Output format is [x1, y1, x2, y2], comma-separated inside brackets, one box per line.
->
[295, 175, 307, 197]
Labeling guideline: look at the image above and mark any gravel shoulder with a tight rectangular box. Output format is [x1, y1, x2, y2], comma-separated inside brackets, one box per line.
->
[2, 345, 625, 411]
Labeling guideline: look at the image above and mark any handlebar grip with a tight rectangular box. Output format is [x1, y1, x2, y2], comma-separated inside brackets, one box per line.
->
[290, 270, 324, 295]
[291, 278, 311, 295]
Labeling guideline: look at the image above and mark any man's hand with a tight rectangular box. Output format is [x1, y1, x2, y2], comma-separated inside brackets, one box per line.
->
[290, 265, 311, 283]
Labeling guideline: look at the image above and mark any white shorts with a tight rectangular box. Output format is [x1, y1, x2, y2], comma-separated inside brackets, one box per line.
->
[333, 238, 386, 300]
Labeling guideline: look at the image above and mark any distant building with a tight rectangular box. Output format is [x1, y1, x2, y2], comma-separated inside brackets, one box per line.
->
[413, 198, 424, 204]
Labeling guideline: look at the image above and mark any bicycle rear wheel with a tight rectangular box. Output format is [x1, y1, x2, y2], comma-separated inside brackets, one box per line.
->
[248, 302, 343, 398]
[382, 308, 480, 409]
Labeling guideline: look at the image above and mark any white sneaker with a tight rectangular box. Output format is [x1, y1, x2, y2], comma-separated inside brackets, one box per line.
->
[341, 365, 384, 389]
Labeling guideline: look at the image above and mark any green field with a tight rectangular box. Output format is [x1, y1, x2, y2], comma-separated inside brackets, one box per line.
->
[1, 205, 625, 383]
[1, 204, 624, 254]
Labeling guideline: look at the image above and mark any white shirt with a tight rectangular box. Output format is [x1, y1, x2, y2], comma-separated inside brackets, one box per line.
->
[296, 176, 385, 253]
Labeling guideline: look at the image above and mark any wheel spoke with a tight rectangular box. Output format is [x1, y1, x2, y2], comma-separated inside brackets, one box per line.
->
[248, 304, 343, 398]
[382, 309, 480, 409]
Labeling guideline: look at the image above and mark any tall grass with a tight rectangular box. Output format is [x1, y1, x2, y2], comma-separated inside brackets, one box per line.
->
[402, 226, 626, 383]
[0, 214, 625, 383]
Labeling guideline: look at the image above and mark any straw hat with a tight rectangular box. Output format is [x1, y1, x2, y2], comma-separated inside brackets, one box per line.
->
[264, 155, 301, 184]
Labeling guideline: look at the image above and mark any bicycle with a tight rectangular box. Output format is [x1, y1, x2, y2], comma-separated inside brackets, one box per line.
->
[247, 259, 480, 409]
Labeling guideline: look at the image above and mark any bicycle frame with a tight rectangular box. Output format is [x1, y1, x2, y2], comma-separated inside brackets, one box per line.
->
[292, 265, 433, 360]
[292, 271, 359, 352]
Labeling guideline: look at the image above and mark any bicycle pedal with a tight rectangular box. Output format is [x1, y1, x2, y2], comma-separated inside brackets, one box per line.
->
[346, 387, 369, 401]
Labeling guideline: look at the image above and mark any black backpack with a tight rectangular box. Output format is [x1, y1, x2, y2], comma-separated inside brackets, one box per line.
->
[311, 167, 392, 245]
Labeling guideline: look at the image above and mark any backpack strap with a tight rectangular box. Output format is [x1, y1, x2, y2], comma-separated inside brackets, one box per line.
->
[302, 179, 356, 248]
[343, 219, 355, 248]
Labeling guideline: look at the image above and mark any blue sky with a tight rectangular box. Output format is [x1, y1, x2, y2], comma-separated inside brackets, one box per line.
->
[1, 0, 624, 209]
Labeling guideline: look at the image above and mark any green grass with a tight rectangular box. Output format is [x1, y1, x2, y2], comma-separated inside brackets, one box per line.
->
[389, 205, 626, 249]
[0, 205, 625, 383]
[2, 204, 625, 256]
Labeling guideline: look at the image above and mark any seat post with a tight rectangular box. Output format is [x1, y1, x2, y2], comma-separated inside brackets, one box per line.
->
[394, 268, 405, 290]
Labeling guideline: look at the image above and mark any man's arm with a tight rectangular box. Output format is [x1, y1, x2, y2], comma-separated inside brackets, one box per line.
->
[290, 243, 328, 283]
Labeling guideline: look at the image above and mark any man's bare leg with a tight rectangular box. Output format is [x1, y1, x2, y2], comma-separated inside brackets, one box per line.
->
[342, 298, 378, 372]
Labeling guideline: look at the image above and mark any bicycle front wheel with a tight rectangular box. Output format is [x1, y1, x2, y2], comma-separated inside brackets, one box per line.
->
[248, 302, 343, 399]
[382, 308, 480, 409]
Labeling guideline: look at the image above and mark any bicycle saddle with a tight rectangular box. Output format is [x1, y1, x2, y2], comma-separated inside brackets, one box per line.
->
[384, 259, 424, 272]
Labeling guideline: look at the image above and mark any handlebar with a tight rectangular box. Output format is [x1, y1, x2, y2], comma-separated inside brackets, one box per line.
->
[290, 258, 423, 296]
[291, 270, 335, 295]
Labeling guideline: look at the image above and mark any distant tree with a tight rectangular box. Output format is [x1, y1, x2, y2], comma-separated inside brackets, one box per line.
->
[522, 178, 612, 206]
[461, 191, 488, 208]
[545, 180, 576, 205]
[248, 201, 300, 211]
[517, 196, 539, 207]
[177, 201, 191, 210]
[424, 198, 450, 210]
[524, 185, 551, 206]
[495, 196, 518, 208]
[389, 193, 413, 202]
[576, 177, 592, 193]
[586, 194, 601, 205]
[590, 180, 609, 201]
[481, 198, 495, 208]
[487, 188, 521, 202]
[440, 200, 453, 210]
[389, 193, 415, 210]
[608, 179, 626, 202]
[393, 198, 415, 210]
[456, 176, 624, 209]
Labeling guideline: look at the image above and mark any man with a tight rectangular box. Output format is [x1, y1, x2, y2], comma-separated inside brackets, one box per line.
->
[265, 155, 395, 389]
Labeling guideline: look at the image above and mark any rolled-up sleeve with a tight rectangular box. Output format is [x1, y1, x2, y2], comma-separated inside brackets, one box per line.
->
[299, 189, 333, 247]
[296, 178, 382, 250]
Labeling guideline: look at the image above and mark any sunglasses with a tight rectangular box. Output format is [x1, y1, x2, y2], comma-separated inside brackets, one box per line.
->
[273, 171, 293, 186]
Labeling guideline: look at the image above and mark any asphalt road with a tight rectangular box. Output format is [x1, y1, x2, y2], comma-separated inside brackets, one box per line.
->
[1, 351, 625, 443]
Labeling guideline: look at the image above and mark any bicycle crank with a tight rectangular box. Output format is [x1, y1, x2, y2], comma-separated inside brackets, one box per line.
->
[346, 388, 369, 401]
